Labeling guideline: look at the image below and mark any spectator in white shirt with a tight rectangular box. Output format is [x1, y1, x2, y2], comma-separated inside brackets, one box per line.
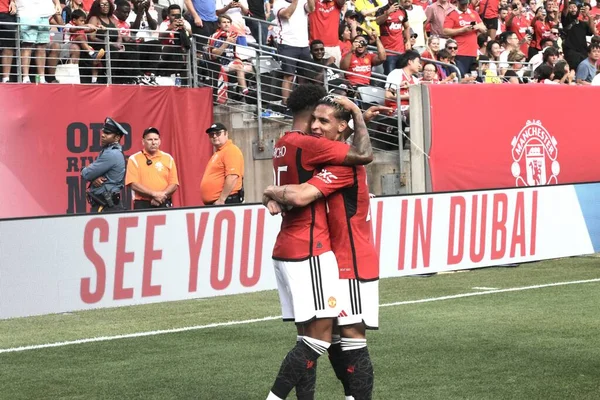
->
[16, 0, 62, 83]
[273, 0, 315, 105]
[402, 0, 428, 49]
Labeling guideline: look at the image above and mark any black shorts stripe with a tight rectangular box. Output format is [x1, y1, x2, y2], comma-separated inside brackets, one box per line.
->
[309, 256, 325, 311]
[315, 256, 324, 310]
[309, 257, 319, 311]
[355, 279, 362, 314]
[349, 279, 362, 315]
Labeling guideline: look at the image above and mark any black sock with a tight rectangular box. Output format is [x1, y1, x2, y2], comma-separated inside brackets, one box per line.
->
[270, 339, 322, 399]
[328, 341, 352, 396]
[344, 346, 374, 400]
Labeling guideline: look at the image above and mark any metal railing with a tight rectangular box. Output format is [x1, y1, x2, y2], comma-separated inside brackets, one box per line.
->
[1, 18, 440, 187]
[477, 60, 535, 83]
[191, 29, 411, 154]
[1, 21, 191, 86]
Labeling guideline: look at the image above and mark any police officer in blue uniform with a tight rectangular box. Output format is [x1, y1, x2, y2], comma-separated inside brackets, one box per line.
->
[81, 117, 128, 213]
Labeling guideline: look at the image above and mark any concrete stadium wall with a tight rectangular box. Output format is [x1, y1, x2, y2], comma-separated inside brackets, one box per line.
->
[213, 105, 410, 203]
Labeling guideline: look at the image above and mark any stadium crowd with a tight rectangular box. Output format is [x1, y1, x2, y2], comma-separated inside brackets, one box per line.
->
[1, 0, 600, 87]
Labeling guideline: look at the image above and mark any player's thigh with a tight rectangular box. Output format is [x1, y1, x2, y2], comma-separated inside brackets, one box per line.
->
[337, 278, 379, 330]
[273, 259, 295, 322]
[280, 251, 342, 324]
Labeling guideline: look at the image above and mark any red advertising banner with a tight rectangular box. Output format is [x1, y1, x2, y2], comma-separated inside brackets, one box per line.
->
[427, 85, 600, 192]
[0, 84, 214, 218]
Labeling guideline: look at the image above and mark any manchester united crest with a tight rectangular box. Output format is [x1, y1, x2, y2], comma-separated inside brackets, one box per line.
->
[328, 296, 337, 308]
[510, 120, 559, 187]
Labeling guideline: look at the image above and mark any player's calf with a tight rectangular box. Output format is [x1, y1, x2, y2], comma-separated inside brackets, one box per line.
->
[341, 337, 373, 400]
[267, 336, 331, 400]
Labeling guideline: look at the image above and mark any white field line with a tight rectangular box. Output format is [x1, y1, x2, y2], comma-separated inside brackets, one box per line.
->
[1, 278, 600, 354]
[471, 287, 499, 290]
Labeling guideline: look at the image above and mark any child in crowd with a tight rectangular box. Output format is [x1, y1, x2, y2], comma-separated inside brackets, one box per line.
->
[64, 9, 105, 60]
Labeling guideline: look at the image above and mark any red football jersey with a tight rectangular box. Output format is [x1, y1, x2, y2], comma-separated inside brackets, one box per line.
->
[478, 0, 499, 19]
[309, 165, 379, 281]
[530, 20, 552, 50]
[271, 131, 350, 261]
[346, 53, 376, 86]
[378, 9, 409, 53]
[507, 14, 531, 56]
[309, 0, 343, 46]
[443, 8, 482, 57]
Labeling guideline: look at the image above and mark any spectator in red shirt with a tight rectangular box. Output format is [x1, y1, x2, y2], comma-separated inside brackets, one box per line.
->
[0, 0, 17, 83]
[338, 24, 352, 57]
[375, 1, 410, 74]
[308, 0, 344, 65]
[506, 0, 532, 57]
[443, 0, 487, 75]
[478, 0, 499, 39]
[340, 32, 386, 87]
[528, 7, 552, 59]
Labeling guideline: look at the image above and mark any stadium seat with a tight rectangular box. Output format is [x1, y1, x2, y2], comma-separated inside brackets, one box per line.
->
[356, 86, 386, 107]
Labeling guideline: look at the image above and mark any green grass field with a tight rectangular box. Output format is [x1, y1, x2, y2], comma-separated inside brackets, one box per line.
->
[2, 257, 600, 399]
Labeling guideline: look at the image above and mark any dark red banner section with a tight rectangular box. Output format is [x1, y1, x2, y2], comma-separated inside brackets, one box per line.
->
[427, 85, 600, 191]
[0, 84, 214, 219]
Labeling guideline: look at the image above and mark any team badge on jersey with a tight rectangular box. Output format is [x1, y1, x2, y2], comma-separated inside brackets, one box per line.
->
[511, 120, 559, 187]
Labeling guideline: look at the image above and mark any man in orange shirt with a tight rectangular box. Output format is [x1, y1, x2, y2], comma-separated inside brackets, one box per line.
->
[200, 122, 244, 205]
[126, 127, 179, 209]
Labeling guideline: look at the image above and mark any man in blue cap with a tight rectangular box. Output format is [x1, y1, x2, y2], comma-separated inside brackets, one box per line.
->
[81, 117, 128, 213]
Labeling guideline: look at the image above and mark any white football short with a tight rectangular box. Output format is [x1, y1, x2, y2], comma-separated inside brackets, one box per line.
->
[273, 251, 341, 324]
[336, 279, 379, 330]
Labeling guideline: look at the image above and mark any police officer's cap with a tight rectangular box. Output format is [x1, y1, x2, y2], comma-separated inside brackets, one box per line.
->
[205, 122, 228, 134]
[102, 117, 129, 136]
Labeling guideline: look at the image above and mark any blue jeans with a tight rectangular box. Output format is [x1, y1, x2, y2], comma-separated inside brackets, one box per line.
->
[383, 54, 400, 75]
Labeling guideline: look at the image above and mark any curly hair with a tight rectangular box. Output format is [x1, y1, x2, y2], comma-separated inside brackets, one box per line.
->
[287, 84, 327, 116]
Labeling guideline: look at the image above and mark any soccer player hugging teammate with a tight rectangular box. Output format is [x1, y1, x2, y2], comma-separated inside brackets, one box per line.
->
[264, 85, 381, 400]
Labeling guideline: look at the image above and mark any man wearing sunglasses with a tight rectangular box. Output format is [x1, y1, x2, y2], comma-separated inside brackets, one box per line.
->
[340, 33, 386, 87]
[126, 127, 179, 209]
[200, 123, 245, 205]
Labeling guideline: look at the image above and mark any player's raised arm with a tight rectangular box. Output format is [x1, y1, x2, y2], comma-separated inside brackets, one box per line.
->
[327, 96, 374, 166]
